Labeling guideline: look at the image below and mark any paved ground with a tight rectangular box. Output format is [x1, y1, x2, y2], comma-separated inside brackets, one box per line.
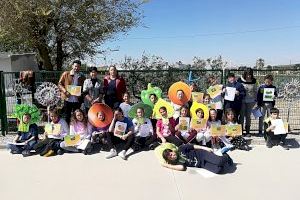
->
[0, 145, 300, 200]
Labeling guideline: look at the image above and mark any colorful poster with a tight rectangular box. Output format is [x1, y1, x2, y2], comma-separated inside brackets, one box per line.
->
[67, 85, 82, 96]
[207, 85, 222, 99]
[225, 124, 242, 136]
[192, 92, 204, 103]
[45, 123, 61, 135]
[271, 119, 287, 135]
[210, 125, 226, 136]
[64, 134, 81, 146]
[224, 87, 236, 101]
[114, 121, 127, 136]
[191, 119, 207, 130]
[178, 117, 190, 131]
[263, 88, 275, 101]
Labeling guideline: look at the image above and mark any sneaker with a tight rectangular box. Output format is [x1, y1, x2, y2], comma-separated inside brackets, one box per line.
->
[57, 149, 64, 155]
[105, 149, 117, 159]
[10, 150, 21, 154]
[125, 148, 134, 156]
[266, 138, 273, 148]
[118, 150, 127, 160]
[22, 150, 31, 157]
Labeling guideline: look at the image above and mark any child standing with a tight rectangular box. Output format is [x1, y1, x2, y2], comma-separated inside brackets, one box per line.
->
[257, 75, 278, 135]
[119, 92, 132, 118]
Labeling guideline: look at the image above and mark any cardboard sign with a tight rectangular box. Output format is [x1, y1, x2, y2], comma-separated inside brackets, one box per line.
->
[192, 92, 204, 103]
[191, 119, 207, 130]
[114, 121, 127, 136]
[210, 125, 226, 136]
[178, 117, 190, 131]
[45, 123, 61, 135]
[207, 103, 216, 110]
[225, 124, 242, 136]
[64, 134, 81, 147]
[67, 85, 82, 96]
[263, 88, 275, 101]
[207, 85, 222, 99]
[224, 87, 236, 101]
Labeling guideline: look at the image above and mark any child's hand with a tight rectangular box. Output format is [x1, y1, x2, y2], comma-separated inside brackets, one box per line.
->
[235, 90, 240, 95]
[269, 125, 276, 130]
[161, 137, 167, 143]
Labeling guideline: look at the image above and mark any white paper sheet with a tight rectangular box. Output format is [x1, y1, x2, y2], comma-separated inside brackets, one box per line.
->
[224, 87, 236, 101]
[271, 119, 287, 135]
[252, 107, 262, 118]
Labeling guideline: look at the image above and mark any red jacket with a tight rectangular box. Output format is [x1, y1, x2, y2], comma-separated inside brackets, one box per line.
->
[103, 75, 126, 102]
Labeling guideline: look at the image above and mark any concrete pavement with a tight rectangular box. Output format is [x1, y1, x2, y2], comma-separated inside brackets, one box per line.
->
[0, 145, 300, 200]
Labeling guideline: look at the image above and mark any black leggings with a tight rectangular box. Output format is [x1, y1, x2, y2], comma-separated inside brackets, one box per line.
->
[105, 132, 134, 151]
[197, 149, 231, 174]
[160, 135, 183, 147]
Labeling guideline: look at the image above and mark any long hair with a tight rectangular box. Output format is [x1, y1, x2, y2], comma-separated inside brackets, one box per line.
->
[71, 109, 88, 127]
[223, 108, 237, 124]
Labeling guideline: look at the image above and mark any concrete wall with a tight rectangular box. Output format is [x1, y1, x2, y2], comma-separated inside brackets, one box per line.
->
[0, 54, 11, 72]
[11, 54, 39, 72]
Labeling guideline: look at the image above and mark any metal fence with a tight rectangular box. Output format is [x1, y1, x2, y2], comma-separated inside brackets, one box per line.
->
[1, 68, 300, 135]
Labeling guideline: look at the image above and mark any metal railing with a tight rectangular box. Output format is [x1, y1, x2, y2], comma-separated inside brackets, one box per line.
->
[1, 68, 299, 135]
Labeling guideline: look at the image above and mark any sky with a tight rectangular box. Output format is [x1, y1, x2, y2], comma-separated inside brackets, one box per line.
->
[93, 0, 300, 67]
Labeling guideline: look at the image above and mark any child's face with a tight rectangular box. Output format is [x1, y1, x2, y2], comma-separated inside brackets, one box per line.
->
[203, 96, 210, 104]
[123, 93, 130, 103]
[22, 115, 31, 124]
[159, 108, 168, 118]
[90, 70, 97, 79]
[97, 112, 105, 121]
[75, 111, 84, 122]
[72, 63, 80, 72]
[115, 110, 124, 120]
[136, 108, 144, 118]
[177, 90, 184, 100]
[228, 76, 235, 83]
[50, 113, 59, 123]
[109, 67, 117, 76]
[150, 94, 157, 104]
[196, 111, 204, 118]
[209, 110, 217, 121]
[265, 79, 272, 86]
[226, 112, 235, 122]
[271, 112, 279, 120]
[167, 151, 177, 161]
[180, 108, 188, 117]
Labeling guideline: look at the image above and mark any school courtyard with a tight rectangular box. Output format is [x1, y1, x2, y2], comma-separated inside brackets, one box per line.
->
[0, 142, 299, 200]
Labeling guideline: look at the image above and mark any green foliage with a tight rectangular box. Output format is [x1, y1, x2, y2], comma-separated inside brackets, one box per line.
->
[12, 104, 41, 124]
[0, 0, 142, 70]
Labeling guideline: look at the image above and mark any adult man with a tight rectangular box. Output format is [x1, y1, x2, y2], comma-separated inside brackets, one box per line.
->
[58, 60, 86, 124]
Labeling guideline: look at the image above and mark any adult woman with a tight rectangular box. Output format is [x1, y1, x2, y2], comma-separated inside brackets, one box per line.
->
[237, 68, 257, 137]
[103, 66, 126, 109]
[82, 67, 104, 113]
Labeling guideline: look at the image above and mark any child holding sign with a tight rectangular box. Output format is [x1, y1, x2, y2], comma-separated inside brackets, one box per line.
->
[174, 106, 197, 144]
[192, 108, 209, 145]
[257, 75, 278, 135]
[223, 108, 250, 151]
[264, 108, 289, 150]
[60, 109, 92, 154]
[34, 109, 69, 156]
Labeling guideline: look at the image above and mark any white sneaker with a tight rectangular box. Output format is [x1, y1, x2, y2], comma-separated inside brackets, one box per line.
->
[118, 150, 126, 160]
[125, 148, 134, 156]
[105, 149, 117, 159]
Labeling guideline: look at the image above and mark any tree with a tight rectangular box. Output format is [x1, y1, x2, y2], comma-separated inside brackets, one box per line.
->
[0, 0, 142, 70]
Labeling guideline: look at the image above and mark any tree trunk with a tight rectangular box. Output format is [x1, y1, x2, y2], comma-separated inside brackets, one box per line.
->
[56, 39, 64, 71]
[37, 44, 53, 70]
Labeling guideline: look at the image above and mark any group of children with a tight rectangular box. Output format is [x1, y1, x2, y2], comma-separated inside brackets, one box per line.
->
[7, 67, 290, 174]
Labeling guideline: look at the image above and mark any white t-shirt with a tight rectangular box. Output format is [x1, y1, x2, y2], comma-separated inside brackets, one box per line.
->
[132, 118, 153, 137]
[119, 102, 132, 118]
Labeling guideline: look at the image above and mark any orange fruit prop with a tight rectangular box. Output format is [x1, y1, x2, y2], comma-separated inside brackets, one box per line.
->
[168, 81, 191, 105]
[88, 103, 113, 128]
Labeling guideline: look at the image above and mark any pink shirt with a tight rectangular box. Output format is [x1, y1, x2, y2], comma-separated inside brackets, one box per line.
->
[156, 118, 176, 138]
